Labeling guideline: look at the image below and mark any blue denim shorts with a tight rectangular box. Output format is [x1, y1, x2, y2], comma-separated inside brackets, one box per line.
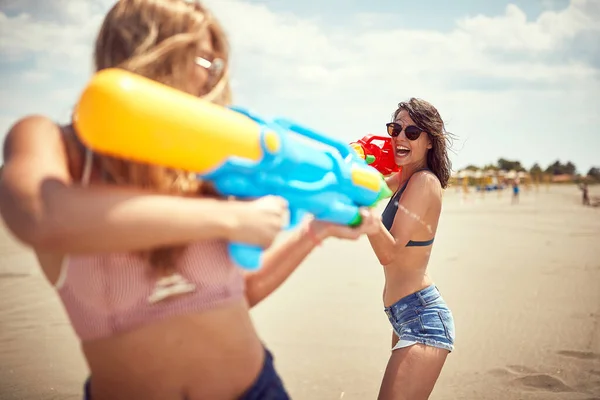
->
[83, 347, 289, 399]
[384, 284, 455, 352]
[239, 347, 290, 400]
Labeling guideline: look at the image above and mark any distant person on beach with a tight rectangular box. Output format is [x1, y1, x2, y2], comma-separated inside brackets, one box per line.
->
[0, 1, 380, 399]
[366, 98, 455, 400]
[580, 181, 590, 206]
[512, 177, 520, 204]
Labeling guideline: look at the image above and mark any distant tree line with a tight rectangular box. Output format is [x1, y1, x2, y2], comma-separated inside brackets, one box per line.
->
[461, 159, 600, 182]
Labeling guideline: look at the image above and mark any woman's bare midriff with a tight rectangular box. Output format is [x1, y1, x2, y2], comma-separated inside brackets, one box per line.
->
[382, 250, 434, 307]
[83, 301, 266, 400]
[381, 188, 441, 307]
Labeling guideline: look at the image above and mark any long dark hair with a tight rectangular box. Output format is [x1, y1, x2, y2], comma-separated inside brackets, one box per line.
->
[393, 98, 455, 188]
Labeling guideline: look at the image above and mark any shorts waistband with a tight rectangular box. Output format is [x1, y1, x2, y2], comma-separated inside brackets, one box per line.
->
[384, 284, 441, 314]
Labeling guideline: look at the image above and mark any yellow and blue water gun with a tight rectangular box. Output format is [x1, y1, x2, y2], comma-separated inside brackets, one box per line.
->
[73, 68, 392, 270]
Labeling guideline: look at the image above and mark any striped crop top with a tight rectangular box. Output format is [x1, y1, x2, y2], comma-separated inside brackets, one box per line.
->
[56, 241, 245, 342]
[55, 140, 245, 342]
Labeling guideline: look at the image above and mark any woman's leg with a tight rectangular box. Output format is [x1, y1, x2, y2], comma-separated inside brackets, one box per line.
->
[377, 344, 449, 400]
[391, 331, 399, 349]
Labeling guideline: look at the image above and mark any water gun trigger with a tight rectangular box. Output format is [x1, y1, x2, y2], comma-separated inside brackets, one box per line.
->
[287, 208, 307, 230]
[227, 208, 306, 269]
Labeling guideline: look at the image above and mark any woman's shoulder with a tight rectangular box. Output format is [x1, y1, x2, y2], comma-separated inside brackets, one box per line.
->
[2, 116, 62, 161]
[3, 115, 72, 150]
[406, 170, 442, 198]
[412, 169, 441, 187]
[5, 114, 57, 137]
[3, 115, 83, 180]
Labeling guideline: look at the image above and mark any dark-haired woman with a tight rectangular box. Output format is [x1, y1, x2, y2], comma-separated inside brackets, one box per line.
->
[367, 98, 456, 400]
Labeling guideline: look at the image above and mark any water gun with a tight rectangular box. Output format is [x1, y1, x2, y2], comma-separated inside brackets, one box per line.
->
[72, 68, 393, 270]
[349, 134, 400, 176]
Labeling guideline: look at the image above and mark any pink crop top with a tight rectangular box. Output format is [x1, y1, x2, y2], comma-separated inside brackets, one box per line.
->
[54, 148, 245, 342]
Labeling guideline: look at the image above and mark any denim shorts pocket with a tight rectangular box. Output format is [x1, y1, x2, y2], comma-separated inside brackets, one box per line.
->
[438, 310, 455, 343]
[395, 316, 419, 336]
[418, 310, 446, 339]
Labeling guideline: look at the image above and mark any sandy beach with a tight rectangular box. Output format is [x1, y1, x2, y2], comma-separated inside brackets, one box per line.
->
[0, 184, 599, 400]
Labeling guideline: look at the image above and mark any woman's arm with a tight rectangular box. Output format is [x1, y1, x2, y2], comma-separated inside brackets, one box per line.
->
[243, 221, 319, 308]
[367, 172, 440, 266]
[0, 116, 282, 253]
[244, 210, 381, 308]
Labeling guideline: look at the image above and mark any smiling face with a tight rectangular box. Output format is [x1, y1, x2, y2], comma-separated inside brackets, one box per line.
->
[390, 109, 432, 168]
[388, 98, 453, 188]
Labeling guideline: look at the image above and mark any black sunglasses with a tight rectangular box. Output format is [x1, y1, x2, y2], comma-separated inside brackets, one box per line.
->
[386, 122, 423, 140]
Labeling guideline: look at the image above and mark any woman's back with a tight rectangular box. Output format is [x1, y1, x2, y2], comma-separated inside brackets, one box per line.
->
[32, 219, 266, 399]
[56, 240, 244, 341]
[78, 283, 265, 400]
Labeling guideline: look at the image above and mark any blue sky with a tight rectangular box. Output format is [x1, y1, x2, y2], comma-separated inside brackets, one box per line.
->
[0, 0, 598, 173]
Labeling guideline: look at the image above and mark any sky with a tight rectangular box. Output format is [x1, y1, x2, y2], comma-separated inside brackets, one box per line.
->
[0, 0, 598, 173]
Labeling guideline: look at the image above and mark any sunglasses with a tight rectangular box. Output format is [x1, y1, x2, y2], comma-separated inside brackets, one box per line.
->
[195, 56, 225, 80]
[386, 122, 423, 141]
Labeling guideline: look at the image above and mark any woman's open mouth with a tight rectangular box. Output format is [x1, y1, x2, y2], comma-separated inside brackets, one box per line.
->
[396, 145, 411, 158]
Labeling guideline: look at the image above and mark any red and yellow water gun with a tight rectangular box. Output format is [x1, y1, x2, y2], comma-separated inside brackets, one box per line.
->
[350, 134, 401, 176]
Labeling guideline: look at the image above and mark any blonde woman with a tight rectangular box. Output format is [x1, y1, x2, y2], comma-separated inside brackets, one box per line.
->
[0, 1, 380, 399]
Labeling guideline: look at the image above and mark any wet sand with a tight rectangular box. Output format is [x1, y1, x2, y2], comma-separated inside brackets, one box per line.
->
[0, 184, 599, 399]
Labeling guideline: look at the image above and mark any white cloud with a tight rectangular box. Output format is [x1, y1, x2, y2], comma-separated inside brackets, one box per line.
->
[0, 10, 103, 71]
[458, 4, 572, 52]
[215, 0, 598, 87]
[0, 0, 598, 172]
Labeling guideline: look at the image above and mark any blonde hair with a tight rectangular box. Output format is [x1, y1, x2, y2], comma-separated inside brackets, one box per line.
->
[90, 0, 231, 274]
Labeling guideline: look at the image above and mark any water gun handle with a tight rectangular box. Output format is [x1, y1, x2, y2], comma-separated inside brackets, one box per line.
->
[227, 243, 263, 271]
[226, 205, 310, 271]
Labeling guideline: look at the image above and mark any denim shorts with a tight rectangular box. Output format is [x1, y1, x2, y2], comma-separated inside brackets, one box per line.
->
[83, 347, 289, 399]
[384, 284, 455, 352]
[239, 347, 290, 400]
